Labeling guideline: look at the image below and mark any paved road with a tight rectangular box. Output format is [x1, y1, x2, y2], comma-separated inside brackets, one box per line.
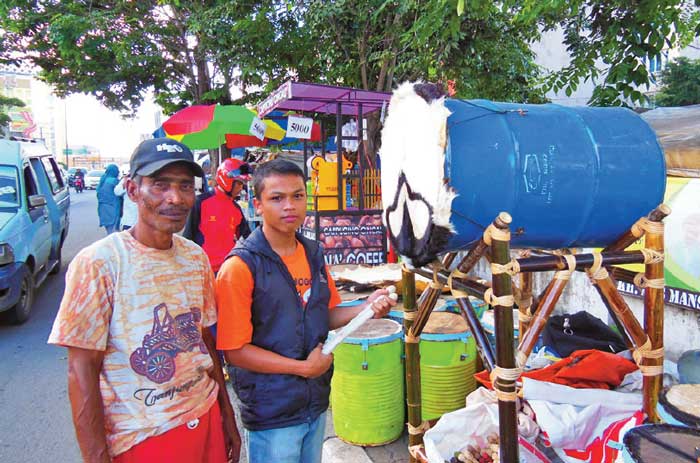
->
[0, 190, 103, 462]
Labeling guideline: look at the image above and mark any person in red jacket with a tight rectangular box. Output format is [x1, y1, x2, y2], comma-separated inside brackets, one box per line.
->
[184, 158, 252, 273]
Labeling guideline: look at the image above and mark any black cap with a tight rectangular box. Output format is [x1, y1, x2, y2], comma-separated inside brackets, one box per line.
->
[129, 138, 204, 178]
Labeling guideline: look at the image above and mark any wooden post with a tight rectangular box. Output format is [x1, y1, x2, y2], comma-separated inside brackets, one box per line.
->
[516, 258, 534, 336]
[402, 266, 422, 462]
[516, 275, 570, 365]
[488, 212, 518, 463]
[642, 217, 665, 422]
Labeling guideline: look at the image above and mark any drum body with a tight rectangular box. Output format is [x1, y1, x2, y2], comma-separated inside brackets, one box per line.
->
[420, 312, 477, 421]
[621, 424, 700, 462]
[444, 99, 666, 251]
[330, 319, 405, 445]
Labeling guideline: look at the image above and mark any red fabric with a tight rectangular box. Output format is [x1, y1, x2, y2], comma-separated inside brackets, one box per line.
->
[113, 402, 227, 463]
[225, 134, 268, 149]
[475, 350, 638, 390]
[199, 190, 246, 272]
[163, 105, 216, 135]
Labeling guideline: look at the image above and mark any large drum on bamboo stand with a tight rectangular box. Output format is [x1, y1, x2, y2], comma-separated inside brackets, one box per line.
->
[330, 318, 405, 445]
[420, 312, 477, 421]
[380, 82, 666, 267]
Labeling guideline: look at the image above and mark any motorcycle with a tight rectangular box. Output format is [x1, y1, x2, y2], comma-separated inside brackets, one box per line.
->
[73, 176, 84, 193]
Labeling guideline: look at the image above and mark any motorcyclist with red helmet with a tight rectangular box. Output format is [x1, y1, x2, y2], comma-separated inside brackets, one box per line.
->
[184, 158, 252, 273]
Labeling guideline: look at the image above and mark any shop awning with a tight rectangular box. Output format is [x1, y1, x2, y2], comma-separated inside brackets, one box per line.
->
[257, 81, 391, 118]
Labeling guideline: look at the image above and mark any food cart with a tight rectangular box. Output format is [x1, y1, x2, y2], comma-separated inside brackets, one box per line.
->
[258, 82, 392, 266]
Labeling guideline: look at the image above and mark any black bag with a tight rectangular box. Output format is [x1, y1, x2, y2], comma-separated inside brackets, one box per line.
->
[542, 311, 627, 357]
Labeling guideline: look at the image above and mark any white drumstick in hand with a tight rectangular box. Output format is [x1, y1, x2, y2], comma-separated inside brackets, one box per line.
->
[322, 286, 397, 355]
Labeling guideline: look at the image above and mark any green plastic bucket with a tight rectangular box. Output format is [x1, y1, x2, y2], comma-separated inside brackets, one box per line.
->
[331, 319, 405, 446]
[420, 312, 477, 421]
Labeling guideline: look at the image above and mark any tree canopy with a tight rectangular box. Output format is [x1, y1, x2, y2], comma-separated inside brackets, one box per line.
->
[0, 0, 698, 113]
[655, 56, 700, 106]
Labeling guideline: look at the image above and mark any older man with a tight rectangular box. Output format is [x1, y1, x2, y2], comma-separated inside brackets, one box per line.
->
[49, 138, 240, 463]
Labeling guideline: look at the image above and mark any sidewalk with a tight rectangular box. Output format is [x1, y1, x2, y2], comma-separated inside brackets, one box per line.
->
[321, 407, 408, 463]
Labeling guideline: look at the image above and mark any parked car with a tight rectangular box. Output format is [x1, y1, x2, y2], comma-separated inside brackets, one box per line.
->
[0, 139, 70, 323]
[85, 169, 104, 189]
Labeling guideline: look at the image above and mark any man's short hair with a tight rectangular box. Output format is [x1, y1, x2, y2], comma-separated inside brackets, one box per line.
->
[253, 159, 305, 199]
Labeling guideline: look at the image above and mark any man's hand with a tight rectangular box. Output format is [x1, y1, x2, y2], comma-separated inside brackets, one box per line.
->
[221, 403, 241, 463]
[302, 344, 333, 378]
[366, 288, 397, 319]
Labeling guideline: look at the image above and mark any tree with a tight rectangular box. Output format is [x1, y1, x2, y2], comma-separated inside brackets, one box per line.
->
[512, 0, 700, 106]
[0, 93, 25, 136]
[655, 57, 700, 106]
[0, 1, 309, 114]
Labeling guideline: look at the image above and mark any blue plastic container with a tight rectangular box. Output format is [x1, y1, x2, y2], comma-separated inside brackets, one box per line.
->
[444, 99, 666, 249]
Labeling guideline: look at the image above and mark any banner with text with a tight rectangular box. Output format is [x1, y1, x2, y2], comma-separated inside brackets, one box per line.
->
[617, 178, 700, 311]
[302, 214, 385, 266]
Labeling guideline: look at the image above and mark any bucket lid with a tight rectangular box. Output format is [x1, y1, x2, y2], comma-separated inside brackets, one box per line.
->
[659, 385, 700, 427]
[424, 312, 468, 334]
[335, 318, 403, 345]
[623, 424, 700, 462]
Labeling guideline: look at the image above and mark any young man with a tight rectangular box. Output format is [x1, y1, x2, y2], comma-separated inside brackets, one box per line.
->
[183, 158, 251, 273]
[49, 138, 241, 463]
[216, 159, 396, 463]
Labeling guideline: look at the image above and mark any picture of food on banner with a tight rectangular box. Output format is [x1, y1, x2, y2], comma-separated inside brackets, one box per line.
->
[302, 214, 386, 265]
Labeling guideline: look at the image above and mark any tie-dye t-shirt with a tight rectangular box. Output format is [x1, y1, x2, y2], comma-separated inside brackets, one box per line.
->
[48, 231, 219, 457]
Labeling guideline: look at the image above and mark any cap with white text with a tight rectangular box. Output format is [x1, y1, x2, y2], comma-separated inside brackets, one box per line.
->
[130, 138, 204, 178]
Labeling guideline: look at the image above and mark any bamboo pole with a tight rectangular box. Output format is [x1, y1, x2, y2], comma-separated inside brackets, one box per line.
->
[603, 204, 671, 253]
[642, 218, 665, 422]
[402, 267, 422, 462]
[516, 275, 570, 366]
[488, 212, 519, 463]
[411, 253, 457, 337]
[456, 297, 496, 371]
[591, 276, 649, 348]
[514, 251, 646, 272]
[516, 251, 534, 336]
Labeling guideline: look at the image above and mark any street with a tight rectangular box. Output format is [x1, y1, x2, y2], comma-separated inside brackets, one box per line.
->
[0, 190, 102, 462]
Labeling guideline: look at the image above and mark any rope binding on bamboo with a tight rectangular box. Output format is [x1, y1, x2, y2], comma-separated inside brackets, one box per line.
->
[430, 262, 444, 290]
[489, 366, 522, 402]
[586, 251, 609, 282]
[516, 350, 529, 368]
[483, 288, 514, 307]
[491, 259, 521, 276]
[632, 337, 665, 376]
[554, 254, 576, 280]
[631, 217, 665, 238]
[447, 269, 469, 299]
[633, 273, 665, 289]
[405, 332, 420, 344]
[483, 224, 511, 246]
[403, 311, 417, 321]
[407, 420, 431, 435]
[640, 248, 665, 264]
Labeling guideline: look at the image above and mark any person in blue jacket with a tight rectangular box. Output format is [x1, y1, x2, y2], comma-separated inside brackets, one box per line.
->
[97, 164, 123, 234]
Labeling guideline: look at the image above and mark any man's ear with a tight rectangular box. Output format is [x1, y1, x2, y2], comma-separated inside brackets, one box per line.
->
[126, 178, 139, 202]
[253, 197, 262, 215]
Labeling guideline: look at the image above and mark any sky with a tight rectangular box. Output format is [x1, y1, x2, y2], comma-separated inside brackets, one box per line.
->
[63, 92, 163, 160]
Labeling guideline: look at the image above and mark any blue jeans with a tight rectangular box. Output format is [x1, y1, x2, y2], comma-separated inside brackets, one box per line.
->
[247, 412, 327, 463]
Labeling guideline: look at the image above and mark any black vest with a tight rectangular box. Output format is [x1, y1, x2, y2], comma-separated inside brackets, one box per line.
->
[227, 228, 332, 430]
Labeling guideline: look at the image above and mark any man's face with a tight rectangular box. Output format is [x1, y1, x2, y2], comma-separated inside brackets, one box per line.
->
[127, 163, 196, 235]
[231, 180, 244, 198]
[254, 174, 306, 235]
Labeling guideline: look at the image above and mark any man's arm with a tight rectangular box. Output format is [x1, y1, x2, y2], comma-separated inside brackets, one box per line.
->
[224, 343, 332, 379]
[67, 347, 110, 463]
[201, 327, 241, 462]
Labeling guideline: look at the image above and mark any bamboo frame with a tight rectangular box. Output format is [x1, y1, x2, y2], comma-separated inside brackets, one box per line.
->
[402, 268, 422, 463]
[401, 206, 669, 462]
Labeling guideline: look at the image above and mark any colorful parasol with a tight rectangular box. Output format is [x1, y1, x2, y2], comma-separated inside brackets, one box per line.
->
[161, 104, 285, 150]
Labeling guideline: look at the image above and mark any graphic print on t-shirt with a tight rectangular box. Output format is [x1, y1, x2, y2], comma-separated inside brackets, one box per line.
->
[129, 303, 208, 384]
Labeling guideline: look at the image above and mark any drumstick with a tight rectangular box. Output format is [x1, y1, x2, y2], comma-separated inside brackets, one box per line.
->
[322, 286, 398, 355]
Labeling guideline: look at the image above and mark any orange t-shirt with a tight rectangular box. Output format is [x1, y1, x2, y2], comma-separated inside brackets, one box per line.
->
[216, 241, 341, 350]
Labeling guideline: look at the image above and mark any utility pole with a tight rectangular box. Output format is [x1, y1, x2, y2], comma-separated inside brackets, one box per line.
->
[63, 99, 69, 168]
